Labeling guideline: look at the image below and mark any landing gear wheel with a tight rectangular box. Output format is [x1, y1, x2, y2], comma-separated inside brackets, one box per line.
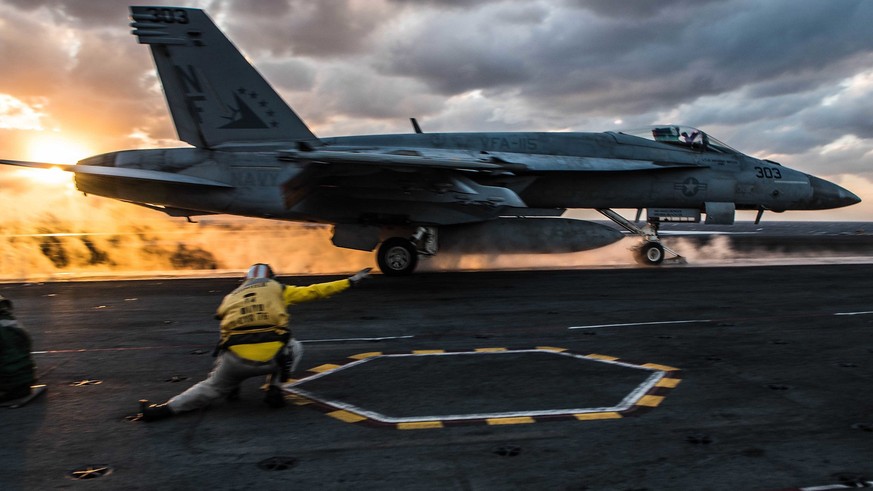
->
[377, 238, 418, 276]
[635, 242, 665, 266]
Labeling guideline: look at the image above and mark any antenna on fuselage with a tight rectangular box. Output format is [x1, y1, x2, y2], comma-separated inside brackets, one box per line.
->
[410, 118, 423, 134]
[754, 207, 765, 224]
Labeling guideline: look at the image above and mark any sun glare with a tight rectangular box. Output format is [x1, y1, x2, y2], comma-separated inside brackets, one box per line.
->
[15, 166, 75, 187]
[27, 133, 93, 164]
[20, 133, 93, 187]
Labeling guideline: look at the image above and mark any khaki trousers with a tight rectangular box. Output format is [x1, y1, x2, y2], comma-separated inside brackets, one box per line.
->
[168, 350, 279, 413]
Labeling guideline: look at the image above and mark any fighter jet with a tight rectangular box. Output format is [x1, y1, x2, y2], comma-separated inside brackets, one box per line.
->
[0, 6, 861, 275]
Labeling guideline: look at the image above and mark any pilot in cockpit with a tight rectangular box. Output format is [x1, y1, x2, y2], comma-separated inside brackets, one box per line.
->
[680, 130, 700, 144]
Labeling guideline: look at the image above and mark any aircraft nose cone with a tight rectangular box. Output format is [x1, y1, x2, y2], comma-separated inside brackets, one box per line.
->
[808, 176, 861, 209]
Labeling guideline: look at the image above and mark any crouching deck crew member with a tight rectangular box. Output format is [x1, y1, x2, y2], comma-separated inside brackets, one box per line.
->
[140, 264, 370, 421]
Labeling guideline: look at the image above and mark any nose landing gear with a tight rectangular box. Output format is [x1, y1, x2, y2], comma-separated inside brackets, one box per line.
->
[635, 241, 665, 265]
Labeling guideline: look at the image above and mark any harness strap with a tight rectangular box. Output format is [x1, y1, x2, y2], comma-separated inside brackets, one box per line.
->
[217, 325, 290, 354]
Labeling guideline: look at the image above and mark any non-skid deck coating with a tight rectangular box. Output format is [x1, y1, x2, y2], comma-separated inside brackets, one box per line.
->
[1, 263, 872, 490]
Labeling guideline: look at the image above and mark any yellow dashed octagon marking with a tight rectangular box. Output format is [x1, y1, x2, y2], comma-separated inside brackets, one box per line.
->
[574, 412, 623, 421]
[586, 353, 619, 361]
[310, 364, 341, 373]
[536, 346, 567, 352]
[638, 395, 665, 407]
[642, 363, 679, 372]
[289, 347, 681, 430]
[487, 416, 536, 425]
[349, 352, 382, 360]
[398, 421, 445, 430]
[656, 378, 681, 388]
[328, 410, 367, 423]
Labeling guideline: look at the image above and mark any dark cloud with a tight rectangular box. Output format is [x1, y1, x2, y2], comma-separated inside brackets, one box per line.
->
[375, 0, 873, 122]
[387, 0, 499, 7]
[0, 8, 71, 96]
[567, 0, 721, 19]
[258, 59, 318, 93]
[376, 4, 548, 95]
[2, 0, 204, 26]
[379, 45, 533, 96]
[565, 0, 871, 115]
[219, 0, 391, 58]
[317, 66, 443, 121]
[69, 31, 153, 101]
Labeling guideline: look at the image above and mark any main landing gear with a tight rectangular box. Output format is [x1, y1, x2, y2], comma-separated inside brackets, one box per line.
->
[596, 209, 685, 266]
[376, 227, 437, 276]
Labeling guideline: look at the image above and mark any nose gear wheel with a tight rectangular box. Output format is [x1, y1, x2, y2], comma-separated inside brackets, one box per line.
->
[635, 242, 665, 265]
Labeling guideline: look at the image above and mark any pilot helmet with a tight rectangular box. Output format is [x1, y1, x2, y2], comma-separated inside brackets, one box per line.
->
[245, 263, 275, 280]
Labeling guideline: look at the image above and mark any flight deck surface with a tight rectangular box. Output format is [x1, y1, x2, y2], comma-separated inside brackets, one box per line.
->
[1, 264, 872, 490]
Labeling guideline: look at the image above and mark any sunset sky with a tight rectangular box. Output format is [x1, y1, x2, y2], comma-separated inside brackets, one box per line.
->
[1, 0, 872, 222]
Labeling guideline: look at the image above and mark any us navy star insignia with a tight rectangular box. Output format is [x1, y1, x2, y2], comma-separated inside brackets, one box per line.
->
[674, 178, 707, 197]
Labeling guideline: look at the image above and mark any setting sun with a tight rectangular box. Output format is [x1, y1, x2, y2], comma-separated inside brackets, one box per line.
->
[27, 133, 93, 165]
[17, 133, 93, 186]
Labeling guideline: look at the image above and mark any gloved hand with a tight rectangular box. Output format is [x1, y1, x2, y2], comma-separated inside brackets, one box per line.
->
[348, 267, 372, 286]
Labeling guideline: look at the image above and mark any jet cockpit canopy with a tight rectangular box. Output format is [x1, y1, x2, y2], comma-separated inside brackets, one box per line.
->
[619, 126, 739, 154]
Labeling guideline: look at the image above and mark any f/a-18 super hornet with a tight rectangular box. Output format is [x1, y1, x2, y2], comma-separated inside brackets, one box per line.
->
[0, 6, 861, 275]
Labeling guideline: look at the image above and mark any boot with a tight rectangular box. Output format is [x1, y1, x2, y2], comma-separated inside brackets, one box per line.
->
[0, 385, 31, 403]
[263, 386, 286, 408]
[139, 399, 174, 421]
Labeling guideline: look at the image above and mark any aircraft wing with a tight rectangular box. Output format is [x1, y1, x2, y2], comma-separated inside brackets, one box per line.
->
[484, 152, 706, 172]
[0, 159, 233, 188]
[279, 149, 705, 173]
[279, 149, 512, 171]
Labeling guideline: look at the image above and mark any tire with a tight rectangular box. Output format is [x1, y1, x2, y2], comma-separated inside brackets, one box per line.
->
[635, 242, 665, 266]
[377, 238, 418, 276]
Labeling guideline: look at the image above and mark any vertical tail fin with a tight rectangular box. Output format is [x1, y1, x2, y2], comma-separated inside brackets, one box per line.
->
[130, 6, 318, 149]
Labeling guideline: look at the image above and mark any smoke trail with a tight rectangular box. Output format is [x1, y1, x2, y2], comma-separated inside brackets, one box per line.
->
[0, 169, 650, 279]
[0, 171, 371, 280]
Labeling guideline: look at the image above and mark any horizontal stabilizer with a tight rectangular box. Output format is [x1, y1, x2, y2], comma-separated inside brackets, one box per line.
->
[0, 159, 233, 188]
